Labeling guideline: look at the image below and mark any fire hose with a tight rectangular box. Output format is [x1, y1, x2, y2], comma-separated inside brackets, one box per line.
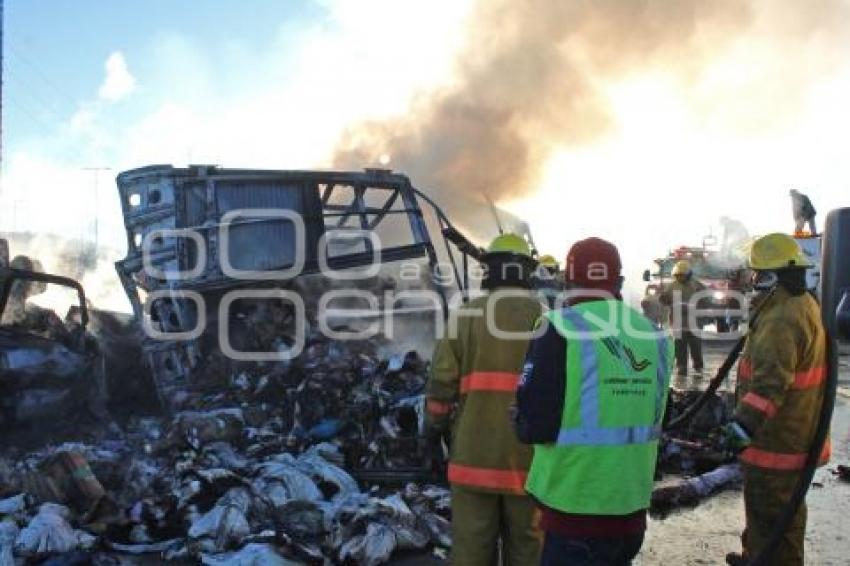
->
[663, 287, 839, 566]
[745, 337, 837, 566]
[664, 288, 774, 431]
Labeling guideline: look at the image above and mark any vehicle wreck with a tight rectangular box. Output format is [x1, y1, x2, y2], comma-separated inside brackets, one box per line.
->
[112, 165, 484, 408]
[0, 266, 108, 431]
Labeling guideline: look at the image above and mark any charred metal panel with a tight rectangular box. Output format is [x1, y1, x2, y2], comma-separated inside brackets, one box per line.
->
[215, 180, 304, 272]
[115, 166, 436, 300]
[113, 166, 478, 409]
[112, 165, 478, 303]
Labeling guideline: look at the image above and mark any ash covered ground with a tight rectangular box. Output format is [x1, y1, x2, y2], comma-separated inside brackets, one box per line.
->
[641, 341, 850, 565]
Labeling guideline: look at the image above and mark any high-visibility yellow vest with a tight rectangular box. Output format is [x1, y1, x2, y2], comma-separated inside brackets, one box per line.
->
[525, 299, 673, 515]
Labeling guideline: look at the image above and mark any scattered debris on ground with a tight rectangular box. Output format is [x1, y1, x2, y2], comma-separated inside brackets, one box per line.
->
[652, 388, 740, 517]
[0, 263, 776, 563]
[651, 464, 742, 518]
[660, 388, 734, 474]
[1, 314, 449, 564]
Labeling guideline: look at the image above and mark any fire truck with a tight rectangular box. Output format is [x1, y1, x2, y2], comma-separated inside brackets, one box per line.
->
[793, 231, 822, 294]
[641, 242, 750, 332]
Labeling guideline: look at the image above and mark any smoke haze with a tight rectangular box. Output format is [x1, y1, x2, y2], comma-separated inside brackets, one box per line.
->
[333, 0, 847, 242]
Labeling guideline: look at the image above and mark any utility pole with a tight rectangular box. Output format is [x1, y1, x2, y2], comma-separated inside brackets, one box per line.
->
[1, 0, 5, 183]
[82, 166, 111, 251]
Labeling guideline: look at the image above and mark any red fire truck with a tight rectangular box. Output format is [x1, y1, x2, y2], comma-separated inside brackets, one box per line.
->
[641, 243, 750, 332]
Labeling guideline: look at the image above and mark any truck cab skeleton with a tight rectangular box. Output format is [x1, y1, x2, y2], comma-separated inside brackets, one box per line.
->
[114, 165, 487, 410]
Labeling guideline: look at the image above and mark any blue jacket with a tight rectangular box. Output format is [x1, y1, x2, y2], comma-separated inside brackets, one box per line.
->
[514, 320, 566, 444]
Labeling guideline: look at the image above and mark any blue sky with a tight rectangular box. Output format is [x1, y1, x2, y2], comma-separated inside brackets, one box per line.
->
[0, 0, 471, 294]
[4, 0, 323, 157]
[1, 0, 477, 309]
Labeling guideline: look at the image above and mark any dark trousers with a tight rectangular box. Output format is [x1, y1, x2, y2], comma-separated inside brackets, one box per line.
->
[540, 532, 644, 566]
[674, 331, 703, 373]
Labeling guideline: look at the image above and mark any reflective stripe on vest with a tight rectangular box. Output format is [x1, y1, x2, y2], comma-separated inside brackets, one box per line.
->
[460, 371, 519, 394]
[555, 307, 668, 446]
[447, 462, 527, 493]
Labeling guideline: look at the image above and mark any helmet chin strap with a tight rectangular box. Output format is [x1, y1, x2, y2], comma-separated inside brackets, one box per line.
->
[752, 270, 779, 291]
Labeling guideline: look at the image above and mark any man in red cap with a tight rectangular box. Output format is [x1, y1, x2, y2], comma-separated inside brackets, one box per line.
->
[515, 237, 673, 566]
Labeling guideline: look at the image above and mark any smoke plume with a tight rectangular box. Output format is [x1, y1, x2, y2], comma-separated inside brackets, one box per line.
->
[332, 0, 845, 241]
[0, 232, 129, 313]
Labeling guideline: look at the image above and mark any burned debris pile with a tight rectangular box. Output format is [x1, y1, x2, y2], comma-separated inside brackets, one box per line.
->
[652, 388, 742, 518]
[0, 333, 450, 565]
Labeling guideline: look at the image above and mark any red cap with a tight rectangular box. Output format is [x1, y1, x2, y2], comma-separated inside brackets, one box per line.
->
[565, 237, 622, 292]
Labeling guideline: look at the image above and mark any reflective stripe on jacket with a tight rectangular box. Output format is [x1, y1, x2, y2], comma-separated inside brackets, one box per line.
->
[426, 291, 543, 494]
[734, 288, 830, 471]
[525, 300, 673, 515]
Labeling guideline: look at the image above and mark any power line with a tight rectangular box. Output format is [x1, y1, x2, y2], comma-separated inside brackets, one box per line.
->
[7, 43, 78, 108]
[1, 0, 5, 178]
[3, 93, 88, 163]
[5, 70, 65, 121]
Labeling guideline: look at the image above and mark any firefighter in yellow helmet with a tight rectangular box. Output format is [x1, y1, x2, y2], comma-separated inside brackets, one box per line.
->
[724, 234, 829, 566]
[659, 259, 706, 377]
[532, 254, 565, 309]
[426, 232, 543, 565]
[538, 254, 559, 273]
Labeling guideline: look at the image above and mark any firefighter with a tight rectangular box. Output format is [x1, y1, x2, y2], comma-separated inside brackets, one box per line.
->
[538, 254, 560, 275]
[0, 239, 9, 268]
[720, 216, 749, 258]
[724, 233, 829, 566]
[515, 237, 673, 566]
[789, 189, 817, 235]
[532, 254, 564, 309]
[659, 259, 706, 376]
[426, 232, 543, 566]
[2, 255, 47, 325]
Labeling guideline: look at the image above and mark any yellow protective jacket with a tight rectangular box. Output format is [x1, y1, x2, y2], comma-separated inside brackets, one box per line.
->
[734, 287, 830, 471]
[659, 278, 706, 328]
[426, 291, 542, 494]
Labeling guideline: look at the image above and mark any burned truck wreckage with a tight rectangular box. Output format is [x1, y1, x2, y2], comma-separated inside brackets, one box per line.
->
[0, 166, 746, 564]
[112, 166, 474, 406]
[0, 269, 105, 429]
[111, 166, 484, 482]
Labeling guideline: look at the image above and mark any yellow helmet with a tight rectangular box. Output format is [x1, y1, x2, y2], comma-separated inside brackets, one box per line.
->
[539, 254, 559, 269]
[671, 260, 691, 276]
[487, 232, 532, 258]
[749, 233, 811, 270]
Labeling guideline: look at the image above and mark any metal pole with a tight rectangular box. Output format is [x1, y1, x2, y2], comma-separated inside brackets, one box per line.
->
[1, 0, 5, 182]
[82, 166, 111, 250]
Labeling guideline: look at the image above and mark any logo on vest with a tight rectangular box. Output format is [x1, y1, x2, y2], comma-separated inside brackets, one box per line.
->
[601, 337, 650, 372]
